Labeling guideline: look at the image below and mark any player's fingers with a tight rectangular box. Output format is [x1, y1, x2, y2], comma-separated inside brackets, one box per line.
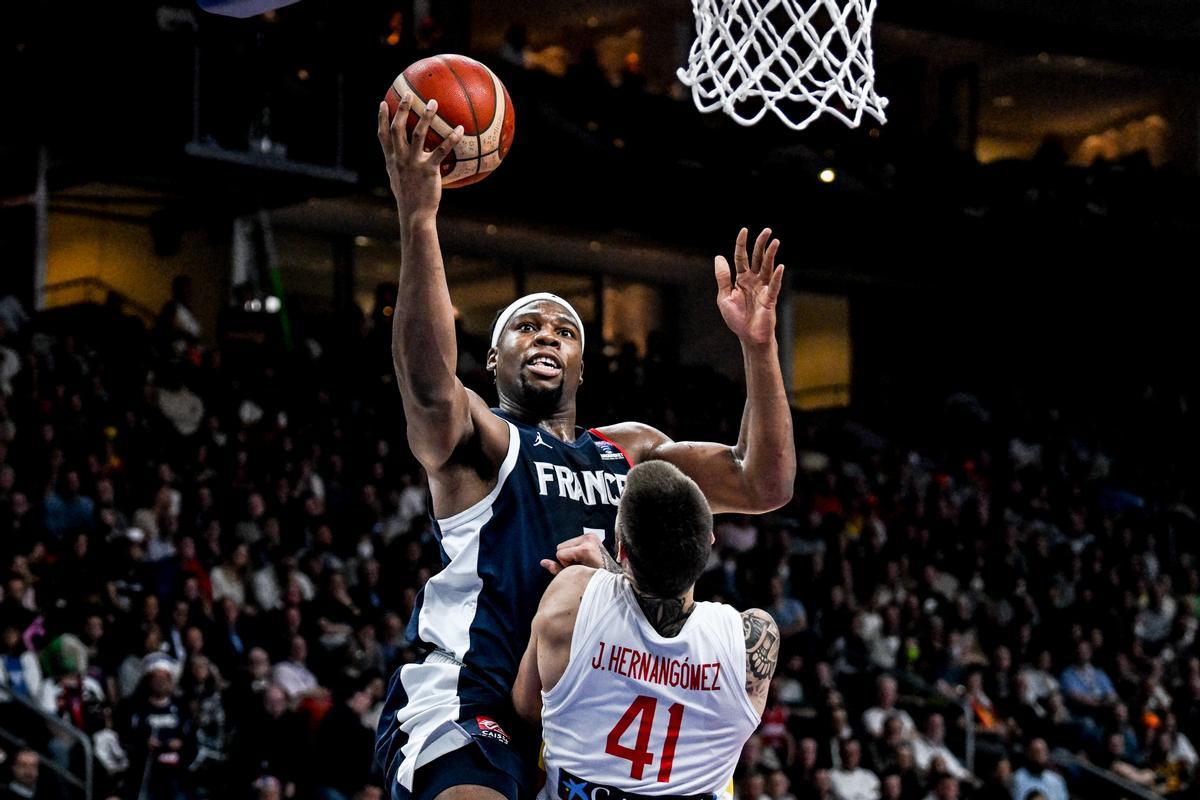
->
[376, 102, 393, 154]
[389, 93, 413, 154]
[540, 559, 563, 576]
[411, 98, 439, 157]
[733, 227, 750, 274]
[767, 264, 785, 301]
[554, 544, 593, 565]
[761, 239, 780, 283]
[714, 255, 734, 296]
[557, 533, 595, 546]
[751, 228, 771, 275]
[431, 125, 465, 165]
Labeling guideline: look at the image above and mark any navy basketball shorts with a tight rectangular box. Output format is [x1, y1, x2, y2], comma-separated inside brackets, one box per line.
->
[384, 712, 534, 800]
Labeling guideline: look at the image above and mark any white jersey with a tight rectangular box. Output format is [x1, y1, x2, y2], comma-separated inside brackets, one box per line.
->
[539, 570, 760, 800]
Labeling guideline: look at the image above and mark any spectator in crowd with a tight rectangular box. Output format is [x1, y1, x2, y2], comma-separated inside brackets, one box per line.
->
[312, 680, 375, 800]
[862, 676, 916, 740]
[759, 682, 796, 768]
[1095, 732, 1157, 788]
[767, 576, 808, 640]
[1010, 739, 1067, 800]
[738, 771, 769, 800]
[121, 658, 191, 800]
[271, 636, 319, 703]
[830, 739, 880, 800]
[1, 623, 42, 703]
[2, 749, 40, 800]
[975, 758, 1013, 800]
[911, 714, 970, 782]
[921, 774, 959, 800]
[765, 770, 796, 800]
[1149, 728, 1193, 795]
[1059, 642, 1117, 715]
[233, 685, 306, 796]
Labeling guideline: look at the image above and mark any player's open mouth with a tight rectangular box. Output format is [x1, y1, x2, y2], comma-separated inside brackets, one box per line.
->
[526, 354, 563, 378]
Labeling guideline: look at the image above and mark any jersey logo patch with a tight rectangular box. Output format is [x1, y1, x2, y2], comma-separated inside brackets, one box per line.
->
[556, 768, 716, 800]
[475, 716, 511, 745]
[594, 440, 626, 461]
[533, 432, 553, 449]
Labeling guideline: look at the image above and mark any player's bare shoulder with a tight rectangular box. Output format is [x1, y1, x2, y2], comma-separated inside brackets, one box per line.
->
[740, 608, 780, 710]
[535, 565, 597, 639]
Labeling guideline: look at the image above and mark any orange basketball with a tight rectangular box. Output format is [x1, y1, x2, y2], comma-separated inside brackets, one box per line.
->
[384, 54, 516, 188]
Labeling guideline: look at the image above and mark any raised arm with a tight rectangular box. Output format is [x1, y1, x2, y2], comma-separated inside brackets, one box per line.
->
[376, 97, 503, 470]
[741, 608, 780, 715]
[597, 229, 795, 514]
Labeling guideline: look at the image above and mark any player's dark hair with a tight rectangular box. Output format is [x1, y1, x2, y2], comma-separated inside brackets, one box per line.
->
[617, 461, 712, 598]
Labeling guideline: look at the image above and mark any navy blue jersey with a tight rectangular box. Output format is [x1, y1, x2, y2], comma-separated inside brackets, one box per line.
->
[378, 409, 633, 790]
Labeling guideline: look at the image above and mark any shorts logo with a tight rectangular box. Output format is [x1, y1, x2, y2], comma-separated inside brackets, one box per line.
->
[475, 716, 511, 745]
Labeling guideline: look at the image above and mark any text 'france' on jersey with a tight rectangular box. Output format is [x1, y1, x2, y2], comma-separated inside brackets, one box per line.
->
[399, 409, 634, 714]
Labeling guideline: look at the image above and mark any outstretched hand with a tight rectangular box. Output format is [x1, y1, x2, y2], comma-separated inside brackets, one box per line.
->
[377, 96, 464, 223]
[714, 228, 785, 347]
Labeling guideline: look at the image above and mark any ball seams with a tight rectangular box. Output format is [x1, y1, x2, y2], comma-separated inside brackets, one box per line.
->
[438, 56, 485, 182]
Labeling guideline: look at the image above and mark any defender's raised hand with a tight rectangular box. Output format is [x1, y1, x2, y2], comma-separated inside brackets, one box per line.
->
[714, 227, 785, 347]
[377, 96, 464, 222]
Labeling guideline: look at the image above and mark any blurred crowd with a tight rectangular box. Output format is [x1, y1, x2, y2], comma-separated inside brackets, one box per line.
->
[2, 285, 1199, 800]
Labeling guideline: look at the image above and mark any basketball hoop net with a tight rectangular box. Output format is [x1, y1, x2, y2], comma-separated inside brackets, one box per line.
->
[677, 0, 888, 130]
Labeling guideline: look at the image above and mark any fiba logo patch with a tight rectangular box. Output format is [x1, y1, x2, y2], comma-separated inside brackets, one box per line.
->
[475, 716, 511, 745]
[594, 441, 626, 461]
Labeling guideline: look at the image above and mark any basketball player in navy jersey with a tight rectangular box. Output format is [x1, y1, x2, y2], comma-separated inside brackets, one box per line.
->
[512, 461, 779, 800]
[375, 96, 795, 800]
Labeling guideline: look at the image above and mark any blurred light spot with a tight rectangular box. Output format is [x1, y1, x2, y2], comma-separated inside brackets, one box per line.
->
[819, 168, 836, 183]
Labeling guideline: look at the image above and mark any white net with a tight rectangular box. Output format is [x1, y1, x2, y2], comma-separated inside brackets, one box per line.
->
[677, 0, 889, 130]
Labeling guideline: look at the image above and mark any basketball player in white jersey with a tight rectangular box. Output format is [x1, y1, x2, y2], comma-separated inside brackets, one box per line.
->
[512, 461, 780, 800]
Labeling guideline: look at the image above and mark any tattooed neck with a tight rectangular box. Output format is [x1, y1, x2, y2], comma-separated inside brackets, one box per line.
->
[599, 546, 622, 575]
[631, 588, 694, 638]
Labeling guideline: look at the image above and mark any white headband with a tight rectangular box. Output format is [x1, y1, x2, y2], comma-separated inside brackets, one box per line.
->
[490, 292, 586, 349]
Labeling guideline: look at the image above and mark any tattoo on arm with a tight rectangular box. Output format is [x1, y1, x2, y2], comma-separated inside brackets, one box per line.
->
[742, 610, 780, 690]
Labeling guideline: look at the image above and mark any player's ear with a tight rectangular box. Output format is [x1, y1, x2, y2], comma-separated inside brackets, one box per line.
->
[578, 358, 584, 386]
[485, 347, 498, 380]
[615, 538, 626, 564]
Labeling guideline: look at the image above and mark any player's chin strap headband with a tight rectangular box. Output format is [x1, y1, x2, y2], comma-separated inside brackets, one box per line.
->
[490, 292, 586, 350]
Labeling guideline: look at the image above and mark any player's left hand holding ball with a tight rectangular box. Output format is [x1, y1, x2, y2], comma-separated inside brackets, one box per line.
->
[377, 97, 464, 223]
[715, 228, 785, 347]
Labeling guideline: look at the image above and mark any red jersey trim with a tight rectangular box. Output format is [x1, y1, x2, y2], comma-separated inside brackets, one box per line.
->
[588, 428, 635, 467]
